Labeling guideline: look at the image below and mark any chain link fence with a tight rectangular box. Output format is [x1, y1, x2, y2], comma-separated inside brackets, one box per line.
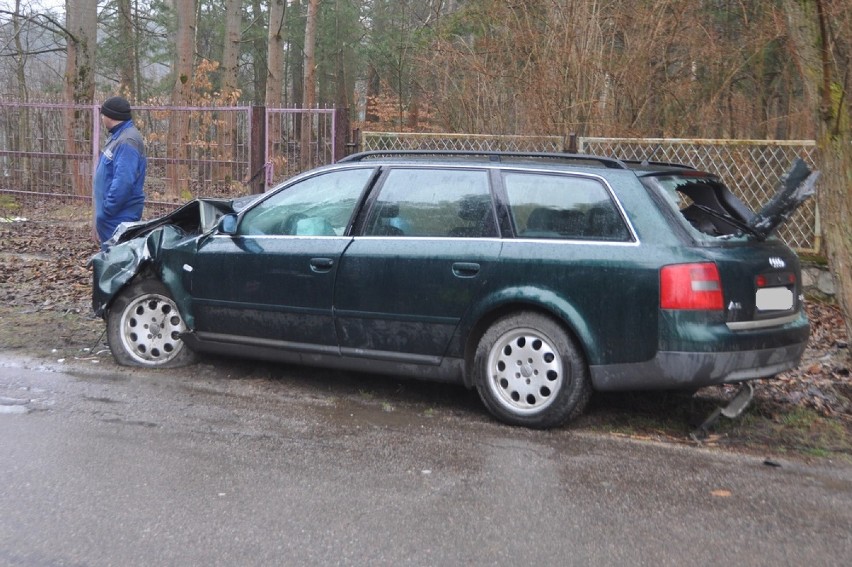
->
[581, 138, 818, 252]
[1, 110, 819, 253]
[360, 132, 819, 252]
[362, 132, 567, 152]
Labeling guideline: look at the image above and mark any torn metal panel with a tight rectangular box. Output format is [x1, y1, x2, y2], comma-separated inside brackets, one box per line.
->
[91, 196, 250, 320]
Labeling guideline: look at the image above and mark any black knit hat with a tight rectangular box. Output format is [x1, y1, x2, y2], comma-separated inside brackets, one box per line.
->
[100, 96, 132, 121]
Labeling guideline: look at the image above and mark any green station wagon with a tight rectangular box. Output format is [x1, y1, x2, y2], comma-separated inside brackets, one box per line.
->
[91, 151, 816, 428]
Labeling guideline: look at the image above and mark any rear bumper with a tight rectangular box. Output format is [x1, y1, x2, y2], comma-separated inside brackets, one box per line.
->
[590, 310, 810, 391]
[590, 340, 808, 391]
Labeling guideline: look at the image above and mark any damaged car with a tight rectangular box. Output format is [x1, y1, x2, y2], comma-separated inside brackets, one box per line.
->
[91, 151, 817, 428]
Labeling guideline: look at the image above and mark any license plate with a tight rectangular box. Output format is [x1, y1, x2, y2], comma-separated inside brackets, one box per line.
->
[756, 287, 793, 311]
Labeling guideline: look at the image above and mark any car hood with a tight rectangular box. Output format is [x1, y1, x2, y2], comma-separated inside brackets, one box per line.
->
[105, 195, 258, 246]
[92, 195, 259, 318]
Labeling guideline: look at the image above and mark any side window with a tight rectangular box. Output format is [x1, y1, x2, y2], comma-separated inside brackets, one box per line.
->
[364, 168, 495, 237]
[504, 172, 630, 241]
[238, 168, 374, 236]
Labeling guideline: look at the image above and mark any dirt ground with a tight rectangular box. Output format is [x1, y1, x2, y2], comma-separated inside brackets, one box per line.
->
[1, 200, 850, 461]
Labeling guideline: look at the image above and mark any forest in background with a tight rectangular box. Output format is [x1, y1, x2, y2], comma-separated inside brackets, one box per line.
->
[0, 0, 843, 139]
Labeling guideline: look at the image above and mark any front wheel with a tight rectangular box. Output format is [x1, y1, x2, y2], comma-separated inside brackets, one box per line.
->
[473, 312, 591, 428]
[107, 278, 197, 368]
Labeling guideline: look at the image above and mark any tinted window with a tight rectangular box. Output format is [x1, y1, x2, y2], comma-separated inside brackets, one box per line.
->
[504, 172, 629, 241]
[238, 168, 374, 236]
[364, 168, 495, 237]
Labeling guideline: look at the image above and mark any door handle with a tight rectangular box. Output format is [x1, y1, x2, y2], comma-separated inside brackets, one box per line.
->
[452, 262, 481, 278]
[310, 257, 335, 272]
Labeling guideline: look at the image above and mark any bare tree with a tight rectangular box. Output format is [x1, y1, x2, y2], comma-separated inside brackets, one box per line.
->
[812, 0, 852, 353]
[780, 0, 851, 350]
[116, 0, 136, 96]
[64, 0, 97, 196]
[300, 0, 319, 169]
[166, 0, 197, 199]
[11, 0, 31, 187]
[266, 0, 287, 105]
[221, 0, 243, 102]
[289, 0, 304, 108]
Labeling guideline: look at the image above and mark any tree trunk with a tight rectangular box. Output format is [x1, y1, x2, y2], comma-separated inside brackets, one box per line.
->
[265, 0, 287, 180]
[781, 0, 851, 352]
[12, 0, 30, 188]
[813, 0, 852, 355]
[266, 0, 286, 106]
[817, 136, 852, 356]
[290, 0, 304, 109]
[221, 0, 243, 101]
[300, 0, 319, 170]
[167, 0, 197, 200]
[250, 0, 268, 103]
[63, 0, 98, 197]
[218, 0, 243, 181]
[117, 0, 136, 96]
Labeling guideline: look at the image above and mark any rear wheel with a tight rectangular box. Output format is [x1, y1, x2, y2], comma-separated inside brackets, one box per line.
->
[473, 312, 591, 428]
[107, 278, 197, 368]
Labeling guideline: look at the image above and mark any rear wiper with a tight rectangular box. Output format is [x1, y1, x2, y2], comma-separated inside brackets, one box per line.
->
[690, 203, 762, 238]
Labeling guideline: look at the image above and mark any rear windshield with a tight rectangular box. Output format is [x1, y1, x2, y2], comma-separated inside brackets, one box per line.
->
[642, 174, 755, 242]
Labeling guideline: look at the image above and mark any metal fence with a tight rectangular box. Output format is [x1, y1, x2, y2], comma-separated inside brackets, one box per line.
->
[361, 131, 567, 152]
[265, 108, 338, 187]
[141, 105, 253, 209]
[581, 137, 818, 252]
[0, 102, 339, 218]
[0, 109, 820, 252]
[0, 102, 96, 204]
[360, 131, 819, 252]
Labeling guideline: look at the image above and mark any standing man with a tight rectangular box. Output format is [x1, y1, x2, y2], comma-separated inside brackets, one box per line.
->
[93, 96, 147, 248]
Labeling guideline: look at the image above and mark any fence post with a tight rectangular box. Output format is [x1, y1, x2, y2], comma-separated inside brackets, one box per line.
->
[566, 133, 578, 153]
[348, 128, 362, 155]
[249, 105, 266, 194]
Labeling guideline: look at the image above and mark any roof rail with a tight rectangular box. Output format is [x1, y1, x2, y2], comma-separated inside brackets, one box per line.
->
[620, 158, 696, 170]
[338, 150, 629, 169]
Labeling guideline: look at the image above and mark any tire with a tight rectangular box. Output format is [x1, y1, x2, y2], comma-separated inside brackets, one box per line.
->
[473, 312, 591, 428]
[106, 278, 197, 368]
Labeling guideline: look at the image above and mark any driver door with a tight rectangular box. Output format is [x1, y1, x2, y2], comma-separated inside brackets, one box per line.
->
[188, 167, 376, 351]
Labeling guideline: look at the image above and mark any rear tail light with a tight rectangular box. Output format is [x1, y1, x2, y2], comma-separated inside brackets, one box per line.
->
[660, 262, 724, 310]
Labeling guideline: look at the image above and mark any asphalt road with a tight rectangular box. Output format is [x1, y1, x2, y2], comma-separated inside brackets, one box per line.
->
[1, 353, 851, 566]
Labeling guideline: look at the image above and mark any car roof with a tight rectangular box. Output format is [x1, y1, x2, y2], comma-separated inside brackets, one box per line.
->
[338, 150, 709, 176]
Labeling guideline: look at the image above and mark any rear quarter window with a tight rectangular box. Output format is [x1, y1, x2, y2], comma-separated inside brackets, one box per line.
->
[503, 172, 630, 241]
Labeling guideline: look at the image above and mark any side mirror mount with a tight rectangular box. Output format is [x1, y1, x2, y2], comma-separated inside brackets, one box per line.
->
[218, 213, 238, 235]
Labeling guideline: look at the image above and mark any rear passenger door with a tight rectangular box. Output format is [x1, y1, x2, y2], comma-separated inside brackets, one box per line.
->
[334, 167, 502, 362]
[497, 171, 659, 364]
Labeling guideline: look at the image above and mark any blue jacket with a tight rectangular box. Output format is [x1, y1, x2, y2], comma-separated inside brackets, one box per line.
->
[94, 120, 147, 244]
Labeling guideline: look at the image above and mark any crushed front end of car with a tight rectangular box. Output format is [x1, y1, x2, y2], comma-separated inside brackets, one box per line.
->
[91, 198, 246, 318]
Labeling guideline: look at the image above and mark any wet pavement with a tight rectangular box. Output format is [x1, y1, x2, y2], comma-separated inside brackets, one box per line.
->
[1, 352, 851, 566]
